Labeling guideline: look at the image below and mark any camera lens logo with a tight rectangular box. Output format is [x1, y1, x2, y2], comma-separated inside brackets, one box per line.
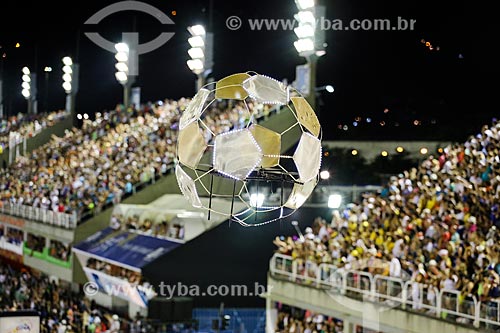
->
[84, 0, 175, 75]
[83, 281, 99, 296]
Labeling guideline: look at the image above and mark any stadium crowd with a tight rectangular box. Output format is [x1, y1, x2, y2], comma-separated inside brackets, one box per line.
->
[0, 99, 249, 222]
[22, 233, 71, 261]
[0, 261, 123, 333]
[86, 257, 143, 285]
[111, 213, 185, 240]
[49, 239, 71, 261]
[276, 308, 344, 333]
[0, 110, 68, 152]
[1, 226, 23, 246]
[275, 120, 500, 322]
[26, 233, 46, 253]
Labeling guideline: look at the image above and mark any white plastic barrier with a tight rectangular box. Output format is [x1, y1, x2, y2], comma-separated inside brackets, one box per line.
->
[269, 253, 500, 329]
[0, 202, 77, 228]
[479, 299, 500, 328]
[403, 280, 440, 315]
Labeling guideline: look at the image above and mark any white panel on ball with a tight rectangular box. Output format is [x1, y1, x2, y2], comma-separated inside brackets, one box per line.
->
[293, 132, 322, 183]
[213, 129, 263, 180]
[179, 88, 210, 130]
[242, 74, 289, 105]
[175, 165, 203, 208]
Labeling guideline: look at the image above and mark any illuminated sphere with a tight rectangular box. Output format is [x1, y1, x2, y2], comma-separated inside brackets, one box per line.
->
[175, 72, 322, 226]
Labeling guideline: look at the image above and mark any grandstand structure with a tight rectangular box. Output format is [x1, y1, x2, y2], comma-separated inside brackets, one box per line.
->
[0, 100, 301, 319]
[2, 100, 498, 333]
[0, 110, 71, 165]
[266, 121, 500, 332]
[73, 194, 246, 317]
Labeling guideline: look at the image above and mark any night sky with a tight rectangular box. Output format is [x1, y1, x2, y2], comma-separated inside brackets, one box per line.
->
[0, 0, 497, 140]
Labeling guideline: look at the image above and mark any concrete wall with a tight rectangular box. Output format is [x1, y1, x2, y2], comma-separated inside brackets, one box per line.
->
[267, 275, 478, 333]
[24, 219, 74, 243]
[23, 255, 73, 281]
[0, 211, 75, 281]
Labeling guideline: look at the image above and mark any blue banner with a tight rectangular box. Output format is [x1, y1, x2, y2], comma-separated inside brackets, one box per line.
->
[73, 227, 181, 269]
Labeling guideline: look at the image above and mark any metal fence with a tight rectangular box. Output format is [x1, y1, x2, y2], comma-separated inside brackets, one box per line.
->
[269, 253, 500, 329]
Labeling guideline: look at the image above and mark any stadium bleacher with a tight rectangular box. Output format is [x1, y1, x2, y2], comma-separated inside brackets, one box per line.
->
[5, 97, 500, 331]
[271, 120, 500, 329]
[0, 110, 69, 150]
[0, 99, 257, 225]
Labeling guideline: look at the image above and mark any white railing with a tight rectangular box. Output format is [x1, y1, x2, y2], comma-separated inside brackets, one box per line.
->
[269, 253, 500, 329]
[0, 202, 77, 229]
[270, 253, 339, 289]
[403, 280, 440, 315]
[479, 299, 500, 328]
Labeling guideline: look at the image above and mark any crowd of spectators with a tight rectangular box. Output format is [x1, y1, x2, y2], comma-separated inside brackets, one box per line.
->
[3, 226, 23, 246]
[0, 261, 123, 333]
[275, 120, 500, 323]
[275, 307, 380, 333]
[3, 230, 71, 262]
[275, 306, 344, 333]
[0, 110, 68, 152]
[0, 96, 278, 332]
[49, 239, 71, 261]
[26, 233, 45, 253]
[111, 213, 185, 240]
[86, 257, 143, 285]
[0, 98, 248, 222]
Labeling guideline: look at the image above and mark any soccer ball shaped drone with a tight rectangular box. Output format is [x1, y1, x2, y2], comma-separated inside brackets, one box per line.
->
[175, 72, 322, 226]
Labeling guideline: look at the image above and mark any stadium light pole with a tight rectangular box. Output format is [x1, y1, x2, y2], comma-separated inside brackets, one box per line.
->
[44, 66, 52, 113]
[0, 57, 3, 118]
[314, 84, 334, 120]
[293, 0, 326, 111]
[21, 66, 37, 114]
[114, 40, 137, 108]
[187, 24, 213, 91]
[62, 56, 79, 126]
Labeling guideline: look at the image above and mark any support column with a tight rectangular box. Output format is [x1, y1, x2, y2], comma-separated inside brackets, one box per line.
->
[265, 293, 275, 333]
[306, 55, 317, 111]
[27, 99, 33, 115]
[123, 83, 131, 108]
[196, 74, 205, 92]
[342, 319, 353, 333]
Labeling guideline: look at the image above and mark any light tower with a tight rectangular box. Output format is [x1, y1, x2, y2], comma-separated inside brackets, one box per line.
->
[44, 66, 52, 113]
[21, 66, 37, 114]
[114, 35, 138, 108]
[293, 0, 326, 111]
[62, 56, 79, 125]
[187, 24, 213, 91]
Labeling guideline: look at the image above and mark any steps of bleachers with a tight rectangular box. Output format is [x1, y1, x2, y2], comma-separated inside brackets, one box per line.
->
[0, 116, 73, 166]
